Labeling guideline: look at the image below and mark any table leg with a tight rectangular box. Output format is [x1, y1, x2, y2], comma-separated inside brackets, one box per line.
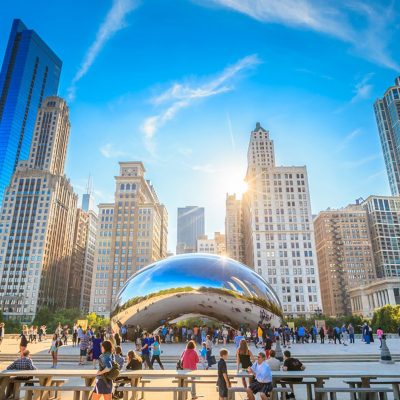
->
[392, 383, 400, 400]
[0, 376, 10, 400]
[271, 378, 278, 400]
[129, 378, 139, 400]
[360, 378, 370, 400]
[37, 376, 52, 400]
[314, 378, 325, 400]
[83, 377, 95, 400]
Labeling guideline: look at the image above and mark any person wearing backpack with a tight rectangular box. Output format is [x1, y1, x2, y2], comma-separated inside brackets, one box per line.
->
[93, 340, 119, 400]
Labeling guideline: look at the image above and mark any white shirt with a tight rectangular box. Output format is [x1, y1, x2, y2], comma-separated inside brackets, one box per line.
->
[251, 360, 272, 383]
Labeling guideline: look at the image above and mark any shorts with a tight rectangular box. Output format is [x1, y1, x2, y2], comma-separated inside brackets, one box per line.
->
[249, 381, 272, 395]
[80, 349, 87, 357]
[94, 377, 113, 394]
[217, 382, 228, 397]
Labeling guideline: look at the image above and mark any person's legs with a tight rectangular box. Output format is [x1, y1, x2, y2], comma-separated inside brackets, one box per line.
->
[246, 388, 255, 400]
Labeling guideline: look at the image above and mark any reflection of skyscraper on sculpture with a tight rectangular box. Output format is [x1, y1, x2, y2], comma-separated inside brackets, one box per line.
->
[176, 206, 205, 254]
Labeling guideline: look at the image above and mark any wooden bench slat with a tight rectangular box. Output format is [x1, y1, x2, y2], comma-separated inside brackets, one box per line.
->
[315, 388, 392, 393]
[26, 386, 93, 391]
[118, 387, 191, 391]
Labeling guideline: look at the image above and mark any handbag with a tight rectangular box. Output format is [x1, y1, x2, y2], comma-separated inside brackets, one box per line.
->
[209, 355, 217, 365]
[176, 351, 185, 370]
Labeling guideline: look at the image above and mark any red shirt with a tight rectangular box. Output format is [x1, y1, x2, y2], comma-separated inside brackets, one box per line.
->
[181, 349, 199, 370]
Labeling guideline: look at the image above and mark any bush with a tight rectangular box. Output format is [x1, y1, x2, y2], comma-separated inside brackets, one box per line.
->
[371, 305, 400, 332]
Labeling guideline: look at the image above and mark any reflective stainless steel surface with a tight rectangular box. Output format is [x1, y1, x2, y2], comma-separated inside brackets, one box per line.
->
[111, 253, 283, 332]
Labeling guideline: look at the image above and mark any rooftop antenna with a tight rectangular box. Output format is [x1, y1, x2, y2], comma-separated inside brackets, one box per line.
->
[86, 174, 93, 195]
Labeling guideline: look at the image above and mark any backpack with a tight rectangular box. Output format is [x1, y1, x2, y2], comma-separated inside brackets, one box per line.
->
[103, 360, 120, 381]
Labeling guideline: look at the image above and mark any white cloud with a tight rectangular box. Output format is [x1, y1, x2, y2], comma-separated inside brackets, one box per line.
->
[338, 128, 362, 150]
[100, 143, 127, 158]
[201, 0, 399, 70]
[351, 73, 374, 104]
[67, 0, 138, 101]
[141, 54, 260, 145]
[341, 153, 380, 168]
[192, 163, 218, 173]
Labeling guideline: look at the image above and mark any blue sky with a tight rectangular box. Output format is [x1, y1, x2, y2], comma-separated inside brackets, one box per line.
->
[1, 0, 400, 251]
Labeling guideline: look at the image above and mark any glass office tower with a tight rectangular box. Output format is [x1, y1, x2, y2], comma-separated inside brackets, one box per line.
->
[176, 206, 205, 254]
[0, 19, 62, 205]
[374, 77, 400, 196]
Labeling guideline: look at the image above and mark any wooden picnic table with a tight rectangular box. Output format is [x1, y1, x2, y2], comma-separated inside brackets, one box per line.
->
[0, 369, 398, 400]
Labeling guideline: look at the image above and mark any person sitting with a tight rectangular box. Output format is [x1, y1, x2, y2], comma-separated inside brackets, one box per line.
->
[280, 350, 305, 399]
[6, 350, 36, 398]
[114, 346, 125, 369]
[266, 349, 281, 371]
[246, 352, 273, 400]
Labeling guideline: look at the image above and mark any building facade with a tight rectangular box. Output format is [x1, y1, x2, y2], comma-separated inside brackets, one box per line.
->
[0, 19, 62, 205]
[243, 123, 322, 316]
[374, 77, 400, 196]
[176, 206, 205, 254]
[0, 97, 76, 321]
[89, 162, 168, 317]
[225, 194, 245, 263]
[197, 232, 226, 255]
[362, 195, 400, 278]
[314, 204, 376, 316]
[349, 278, 400, 317]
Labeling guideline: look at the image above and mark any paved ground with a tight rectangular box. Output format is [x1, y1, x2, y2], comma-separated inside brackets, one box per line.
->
[1, 337, 399, 399]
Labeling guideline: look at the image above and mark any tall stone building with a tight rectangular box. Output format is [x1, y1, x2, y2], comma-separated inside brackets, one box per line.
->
[225, 194, 245, 263]
[314, 204, 376, 316]
[242, 123, 322, 316]
[197, 232, 226, 255]
[374, 77, 400, 196]
[362, 195, 400, 278]
[0, 96, 76, 321]
[89, 162, 168, 317]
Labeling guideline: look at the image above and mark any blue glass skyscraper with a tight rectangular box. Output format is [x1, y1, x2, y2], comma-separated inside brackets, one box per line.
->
[0, 19, 62, 204]
[374, 77, 400, 196]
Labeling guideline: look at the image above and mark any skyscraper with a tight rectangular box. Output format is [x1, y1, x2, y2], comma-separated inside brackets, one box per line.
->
[176, 206, 205, 254]
[0, 19, 62, 205]
[314, 204, 376, 316]
[362, 195, 400, 278]
[0, 97, 76, 320]
[243, 123, 322, 316]
[374, 77, 400, 196]
[225, 194, 245, 263]
[89, 162, 168, 317]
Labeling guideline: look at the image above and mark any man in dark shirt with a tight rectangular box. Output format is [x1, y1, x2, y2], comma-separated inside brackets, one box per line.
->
[217, 348, 230, 400]
[6, 350, 36, 397]
[281, 350, 305, 399]
[141, 332, 153, 369]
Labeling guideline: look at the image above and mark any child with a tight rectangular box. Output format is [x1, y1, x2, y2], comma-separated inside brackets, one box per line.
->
[199, 342, 208, 369]
[49, 334, 59, 368]
[217, 348, 231, 400]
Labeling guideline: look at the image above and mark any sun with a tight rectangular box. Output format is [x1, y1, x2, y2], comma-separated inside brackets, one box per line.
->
[223, 173, 248, 196]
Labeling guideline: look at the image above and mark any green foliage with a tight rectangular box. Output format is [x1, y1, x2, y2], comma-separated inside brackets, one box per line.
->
[32, 307, 82, 333]
[86, 312, 110, 330]
[371, 305, 400, 332]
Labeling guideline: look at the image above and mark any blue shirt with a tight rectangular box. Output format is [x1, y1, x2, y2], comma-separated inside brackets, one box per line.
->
[298, 327, 305, 337]
[152, 341, 161, 356]
[142, 338, 150, 355]
[251, 361, 272, 383]
[234, 335, 244, 348]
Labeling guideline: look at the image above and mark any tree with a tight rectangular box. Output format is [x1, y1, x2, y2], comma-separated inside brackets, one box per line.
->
[371, 305, 400, 332]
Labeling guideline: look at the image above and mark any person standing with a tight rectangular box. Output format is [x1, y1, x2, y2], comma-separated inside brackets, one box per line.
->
[92, 340, 115, 400]
[19, 330, 28, 357]
[377, 327, 384, 347]
[141, 333, 153, 370]
[311, 326, 317, 343]
[181, 340, 199, 370]
[150, 335, 164, 369]
[92, 333, 103, 368]
[222, 327, 229, 345]
[341, 325, 349, 346]
[246, 352, 273, 400]
[348, 324, 355, 344]
[205, 334, 214, 369]
[236, 338, 254, 388]
[319, 326, 325, 344]
[49, 334, 60, 368]
[217, 349, 231, 400]
[0, 323, 5, 351]
[333, 326, 341, 344]
[298, 326, 305, 343]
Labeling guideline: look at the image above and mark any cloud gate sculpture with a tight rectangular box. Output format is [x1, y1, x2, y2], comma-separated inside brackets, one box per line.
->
[111, 254, 283, 332]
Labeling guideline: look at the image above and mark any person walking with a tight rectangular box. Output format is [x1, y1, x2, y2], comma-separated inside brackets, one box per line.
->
[19, 330, 28, 357]
[319, 326, 325, 344]
[141, 332, 153, 370]
[181, 340, 199, 370]
[348, 324, 355, 344]
[79, 330, 90, 365]
[236, 338, 254, 388]
[150, 334, 164, 369]
[92, 340, 115, 400]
